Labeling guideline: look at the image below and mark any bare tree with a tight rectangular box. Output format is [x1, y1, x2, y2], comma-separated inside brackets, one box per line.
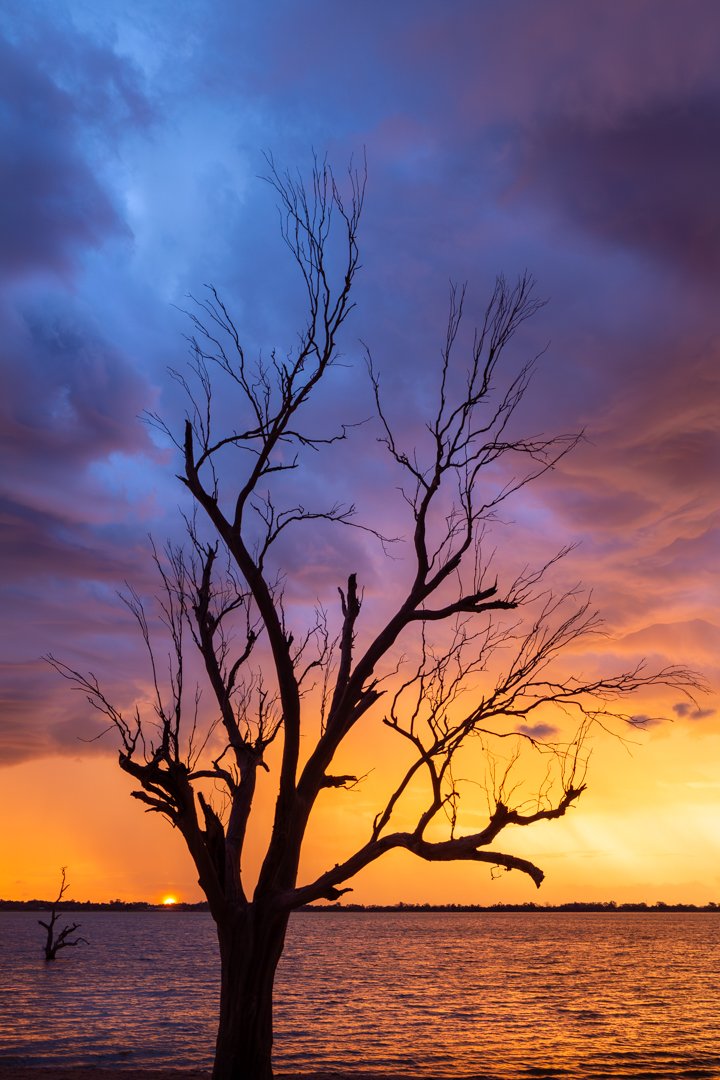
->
[39, 867, 88, 962]
[49, 158, 702, 1080]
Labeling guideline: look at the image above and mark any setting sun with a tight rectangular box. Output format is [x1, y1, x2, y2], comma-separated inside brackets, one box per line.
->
[162, 896, 178, 906]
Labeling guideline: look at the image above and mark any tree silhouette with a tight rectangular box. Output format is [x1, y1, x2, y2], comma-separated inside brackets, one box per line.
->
[39, 867, 88, 961]
[50, 158, 702, 1080]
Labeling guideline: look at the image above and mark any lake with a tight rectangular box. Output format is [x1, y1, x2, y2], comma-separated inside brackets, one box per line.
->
[0, 911, 718, 1077]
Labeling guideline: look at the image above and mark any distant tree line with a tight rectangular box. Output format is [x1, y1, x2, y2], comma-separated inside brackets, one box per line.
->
[3, 898, 718, 913]
[1, 898, 210, 911]
[301, 900, 720, 913]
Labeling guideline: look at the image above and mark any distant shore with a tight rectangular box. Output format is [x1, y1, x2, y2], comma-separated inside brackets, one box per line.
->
[1, 898, 719, 913]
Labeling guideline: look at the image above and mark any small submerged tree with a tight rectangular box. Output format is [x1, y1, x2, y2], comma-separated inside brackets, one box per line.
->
[39, 867, 88, 962]
[50, 159, 701, 1080]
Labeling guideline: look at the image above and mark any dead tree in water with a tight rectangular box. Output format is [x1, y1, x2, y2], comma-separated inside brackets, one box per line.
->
[49, 157, 703, 1080]
[39, 867, 88, 961]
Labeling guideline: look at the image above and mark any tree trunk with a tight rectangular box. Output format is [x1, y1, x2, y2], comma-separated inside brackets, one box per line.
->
[212, 905, 290, 1080]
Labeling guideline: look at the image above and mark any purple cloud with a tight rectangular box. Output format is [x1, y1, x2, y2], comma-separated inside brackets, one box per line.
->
[0, 0, 717, 777]
[673, 702, 717, 721]
[518, 96, 720, 281]
[516, 723, 560, 741]
[0, 32, 138, 282]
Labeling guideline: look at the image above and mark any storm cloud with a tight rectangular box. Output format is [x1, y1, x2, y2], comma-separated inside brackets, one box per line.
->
[0, 0, 717, 777]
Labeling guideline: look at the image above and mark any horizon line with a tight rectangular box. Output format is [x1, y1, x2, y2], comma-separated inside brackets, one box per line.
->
[2, 898, 719, 912]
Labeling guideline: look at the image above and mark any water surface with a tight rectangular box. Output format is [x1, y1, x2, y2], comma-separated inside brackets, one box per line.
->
[1, 911, 718, 1077]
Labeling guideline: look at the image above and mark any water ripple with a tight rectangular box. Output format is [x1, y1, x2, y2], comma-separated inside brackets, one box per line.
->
[1, 911, 719, 1076]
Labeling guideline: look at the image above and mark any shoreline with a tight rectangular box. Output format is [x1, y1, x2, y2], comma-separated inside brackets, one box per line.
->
[2, 901, 719, 913]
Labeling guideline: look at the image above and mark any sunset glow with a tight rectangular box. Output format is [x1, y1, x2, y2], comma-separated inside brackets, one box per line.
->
[0, 1, 718, 909]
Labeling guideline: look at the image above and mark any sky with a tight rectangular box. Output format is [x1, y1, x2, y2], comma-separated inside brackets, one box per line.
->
[1, 0, 719, 906]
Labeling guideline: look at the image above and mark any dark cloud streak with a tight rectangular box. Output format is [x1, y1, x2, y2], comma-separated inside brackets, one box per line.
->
[519, 96, 720, 281]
